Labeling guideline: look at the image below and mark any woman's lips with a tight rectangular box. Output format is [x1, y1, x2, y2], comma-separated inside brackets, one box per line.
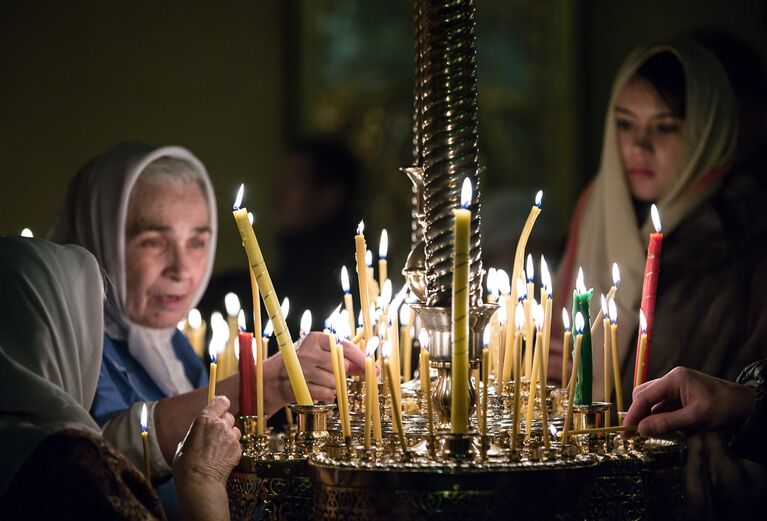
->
[628, 168, 655, 179]
[154, 294, 187, 309]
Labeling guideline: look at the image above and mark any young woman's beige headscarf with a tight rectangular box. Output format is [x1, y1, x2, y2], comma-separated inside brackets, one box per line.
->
[0, 238, 104, 496]
[48, 142, 218, 396]
[556, 41, 738, 400]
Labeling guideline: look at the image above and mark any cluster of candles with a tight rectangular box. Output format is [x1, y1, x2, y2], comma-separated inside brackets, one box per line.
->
[140, 180, 664, 470]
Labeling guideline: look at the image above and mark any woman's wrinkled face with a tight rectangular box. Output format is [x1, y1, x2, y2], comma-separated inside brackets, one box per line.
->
[125, 180, 211, 328]
[615, 76, 684, 202]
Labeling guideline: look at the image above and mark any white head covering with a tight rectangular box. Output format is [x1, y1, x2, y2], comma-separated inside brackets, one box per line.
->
[0, 237, 104, 496]
[48, 142, 218, 396]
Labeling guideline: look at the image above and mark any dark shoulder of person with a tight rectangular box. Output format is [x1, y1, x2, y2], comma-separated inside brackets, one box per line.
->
[713, 164, 767, 255]
[0, 428, 166, 521]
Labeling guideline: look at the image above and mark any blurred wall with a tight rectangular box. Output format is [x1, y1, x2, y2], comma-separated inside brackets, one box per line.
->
[0, 1, 285, 274]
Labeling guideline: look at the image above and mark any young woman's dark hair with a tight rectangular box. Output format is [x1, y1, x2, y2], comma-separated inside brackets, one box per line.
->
[635, 52, 686, 118]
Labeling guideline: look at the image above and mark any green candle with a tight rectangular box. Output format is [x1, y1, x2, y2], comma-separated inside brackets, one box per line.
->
[572, 269, 594, 405]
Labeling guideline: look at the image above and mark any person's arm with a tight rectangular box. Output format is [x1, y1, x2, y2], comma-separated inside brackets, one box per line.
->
[622, 366, 756, 437]
[729, 359, 767, 465]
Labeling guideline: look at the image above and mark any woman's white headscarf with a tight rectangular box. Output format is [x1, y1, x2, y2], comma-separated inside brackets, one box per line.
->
[555, 41, 738, 398]
[49, 142, 218, 396]
[0, 237, 104, 496]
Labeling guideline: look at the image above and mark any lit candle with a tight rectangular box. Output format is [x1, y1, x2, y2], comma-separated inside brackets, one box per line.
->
[300, 309, 312, 337]
[561, 308, 571, 388]
[635, 205, 663, 386]
[451, 178, 472, 434]
[486, 267, 498, 304]
[233, 185, 312, 405]
[562, 312, 585, 446]
[524, 256, 535, 378]
[140, 403, 150, 479]
[383, 341, 407, 451]
[364, 353, 374, 448]
[185, 308, 207, 358]
[502, 301, 524, 385]
[419, 329, 430, 392]
[238, 331, 255, 416]
[609, 300, 624, 413]
[573, 268, 594, 406]
[481, 328, 490, 436]
[207, 343, 217, 403]
[635, 310, 648, 388]
[340, 266, 357, 341]
[20, 227, 33, 238]
[525, 304, 544, 438]
[591, 262, 621, 335]
[331, 334, 351, 440]
[366, 337, 383, 441]
[223, 292, 241, 379]
[378, 229, 388, 288]
[541, 258, 553, 382]
[511, 302, 524, 451]
[510, 190, 542, 306]
[601, 294, 611, 413]
[354, 221, 374, 346]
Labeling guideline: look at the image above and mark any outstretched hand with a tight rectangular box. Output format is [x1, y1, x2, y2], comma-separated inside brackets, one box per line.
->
[623, 366, 755, 437]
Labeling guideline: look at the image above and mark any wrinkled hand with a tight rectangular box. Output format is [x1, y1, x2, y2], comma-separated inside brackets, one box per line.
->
[276, 332, 366, 403]
[173, 396, 242, 487]
[623, 366, 756, 437]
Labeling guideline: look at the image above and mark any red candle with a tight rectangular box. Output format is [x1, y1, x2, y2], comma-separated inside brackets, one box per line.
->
[238, 332, 255, 416]
[634, 205, 662, 385]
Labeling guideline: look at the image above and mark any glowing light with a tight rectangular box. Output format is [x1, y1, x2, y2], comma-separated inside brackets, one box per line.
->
[380, 279, 392, 307]
[515, 302, 525, 331]
[639, 310, 647, 333]
[209, 311, 228, 359]
[188, 309, 202, 330]
[483, 324, 492, 347]
[341, 266, 350, 293]
[486, 267, 497, 295]
[418, 329, 429, 350]
[576, 267, 586, 294]
[562, 308, 571, 331]
[176, 320, 185, 331]
[224, 293, 241, 317]
[497, 269, 510, 295]
[365, 250, 373, 267]
[600, 294, 608, 318]
[382, 340, 392, 360]
[247, 212, 254, 225]
[541, 256, 550, 292]
[534, 303, 544, 331]
[357, 220, 365, 235]
[300, 310, 312, 336]
[281, 297, 290, 318]
[20, 228, 33, 238]
[140, 403, 148, 432]
[237, 309, 246, 330]
[379, 229, 388, 259]
[575, 312, 585, 334]
[651, 204, 662, 233]
[526, 254, 534, 282]
[612, 263, 621, 287]
[233, 183, 244, 210]
[399, 302, 411, 325]
[550, 424, 557, 437]
[460, 177, 472, 208]
[263, 319, 274, 338]
[534, 190, 543, 208]
[366, 336, 380, 358]
[609, 300, 618, 324]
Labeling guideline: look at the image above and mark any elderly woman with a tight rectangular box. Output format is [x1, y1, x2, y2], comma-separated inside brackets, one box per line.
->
[0, 237, 242, 520]
[49, 143, 365, 515]
[550, 41, 767, 517]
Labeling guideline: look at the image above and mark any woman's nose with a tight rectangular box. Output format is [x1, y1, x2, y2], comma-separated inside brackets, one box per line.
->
[631, 127, 653, 151]
[163, 242, 189, 280]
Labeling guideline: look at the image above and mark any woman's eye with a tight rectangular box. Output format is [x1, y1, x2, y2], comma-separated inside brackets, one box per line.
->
[616, 119, 633, 131]
[142, 238, 164, 249]
[657, 123, 681, 134]
[189, 238, 207, 249]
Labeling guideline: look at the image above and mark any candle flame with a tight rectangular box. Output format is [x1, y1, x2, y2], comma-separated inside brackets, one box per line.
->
[357, 220, 365, 235]
[460, 177, 472, 208]
[248, 212, 254, 226]
[639, 309, 647, 333]
[612, 262, 621, 287]
[300, 309, 312, 336]
[576, 267, 586, 294]
[177, 320, 186, 331]
[483, 324, 492, 347]
[562, 308, 571, 331]
[358, 309, 364, 327]
[526, 254, 534, 281]
[486, 267, 497, 295]
[609, 299, 618, 324]
[263, 319, 274, 338]
[534, 303, 544, 331]
[20, 228, 33, 238]
[600, 294, 608, 318]
[541, 256, 550, 287]
[382, 340, 392, 360]
[550, 423, 557, 437]
[340, 266, 350, 293]
[140, 403, 148, 432]
[224, 293, 241, 317]
[188, 308, 202, 330]
[575, 312, 585, 334]
[534, 190, 543, 208]
[209, 311, 228, 359]
[380, 279, 393, 307]
[365, 250, 373, 267]
[651, 204, 662, 233]
[366, 336, 380, 358]
[497, 269, 511, 295]
[338, 310, 351, 339]
[418, 329, 429, 350]
[399, 302, 410, 325]
[233, 183, 244, 210]
[379, 229, 388, 258]
[237, 309, 246, 330]
[281, 297, 290, 318]
[517, 276, 527, 301]
[515, 302, 525, 330]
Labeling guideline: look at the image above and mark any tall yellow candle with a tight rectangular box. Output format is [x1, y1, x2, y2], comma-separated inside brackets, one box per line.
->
[184, 309, 207, 358]
[385, 357, 407, 452]
[364, 356, 374, 448]
[207, 346, 217, 403]
[335, 337, 352, 440]
[509, 190, 543, 308]
[328, 334, 347, 437]
[451, 178, 472, 434]
[601, 295, 611, 419]
[378, 229, 388, 289]
[140, 403, 150, 479]
[525, 305, 544, 438]
[354, 222, 374, 345]
[340, 266, 357, 344]
[608, 300, 624, 413]
[635, 310, 648, 388]
[481, 345, 489, 436]
[249, 268, 264, 434]
[366, 337, 383, 441]
[233, 185, 312, 405]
